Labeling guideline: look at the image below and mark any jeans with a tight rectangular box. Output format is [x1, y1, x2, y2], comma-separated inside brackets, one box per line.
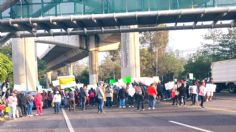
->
[54, 102, 60, 113]
[27, 103, 33, 115]
[128, 96, 134, 106]
[81, 97, 86, 110]
[191, 94, 197, 105]
[119, 98, 125, 107]
[148, 96, 156, 108]
[97, 98, 104, 113]
[199, 95, 205, 107]
[178, 95, 186, 105]
[136, 95, 144, 110]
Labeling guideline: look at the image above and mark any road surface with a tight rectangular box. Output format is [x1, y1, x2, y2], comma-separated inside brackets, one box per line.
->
[0, 93, 235, 132]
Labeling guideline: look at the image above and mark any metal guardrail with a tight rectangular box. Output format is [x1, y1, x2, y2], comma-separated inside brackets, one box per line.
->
[1, 0, 236, 19]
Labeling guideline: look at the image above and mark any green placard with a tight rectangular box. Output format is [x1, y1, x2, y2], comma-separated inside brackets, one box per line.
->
[122, 76, 132, 84]
[109, 79, 117, 84]
[65, 88, 72, 92]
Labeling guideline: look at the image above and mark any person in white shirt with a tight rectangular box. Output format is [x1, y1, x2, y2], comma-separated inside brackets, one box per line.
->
[52, 91, 61, 114]
[127, 84, 135, 108]
[7, 92, 18, 119]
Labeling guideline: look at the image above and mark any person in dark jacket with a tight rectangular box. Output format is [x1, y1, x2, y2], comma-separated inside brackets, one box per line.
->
[135, 84, 145, 111]
[79, 87, 87, 111]
[17, 92, 27, 116]
[118, 87, 127, 108]
[177, 80, 187, 106]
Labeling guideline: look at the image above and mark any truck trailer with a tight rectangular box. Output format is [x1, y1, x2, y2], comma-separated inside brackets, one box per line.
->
[211, 59, 236, 93]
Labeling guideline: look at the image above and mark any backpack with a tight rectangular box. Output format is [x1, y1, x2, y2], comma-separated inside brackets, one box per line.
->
[89, 91, 95, 97]
[135, 86, 142, 95]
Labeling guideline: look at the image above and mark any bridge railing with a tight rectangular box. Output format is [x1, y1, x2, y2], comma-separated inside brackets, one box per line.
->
[1, 0, 236, 19]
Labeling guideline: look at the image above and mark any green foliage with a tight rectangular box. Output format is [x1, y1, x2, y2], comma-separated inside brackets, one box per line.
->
[0, 53, 13, 82]
[76, 68, 89, 85]
[99, 54, 121, 82]
[140, 48, 185, 79]
[38, 59, 47, 88]
[183, 29, 236, 80]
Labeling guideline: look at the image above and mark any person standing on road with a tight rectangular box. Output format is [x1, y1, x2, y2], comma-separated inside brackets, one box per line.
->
[79, 86, 87, 111]
[127, 83, 135, 108]
[105, 85, 113, 108]
[53, 91, 61, 114]
[7, 91, 18, 119]
[17, 92, 27, 116]
[198, 81, 206, 108]
[135, 84, 145, 111]
[171, 82, 178, 105]
[118, 86, 127, 108]
[68, 90, 75, 111]
[26, 92, 34, 117]
[97, 83, 105, 114]
[189, 81, 197, 105]
[147, 83, 157, 110]
[89, 88, 96, 106]
[34, 92, 43, 115]
[177, 80, 187, 106]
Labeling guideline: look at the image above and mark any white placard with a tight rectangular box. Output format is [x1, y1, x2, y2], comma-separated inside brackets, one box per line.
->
[52, 80, 60, 87]
[206, 84, 216, 92]
[189, 73, 194, 80]
[76, 83, 84, 88]
[153, 76, 160, 83]
[165, 81, 175, 90]
[140, 77, 155, 86]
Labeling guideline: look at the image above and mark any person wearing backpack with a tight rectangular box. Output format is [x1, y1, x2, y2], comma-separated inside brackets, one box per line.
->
[135, 84, 145, 111]
[68, 90, 75, 111]
[89, 88, 96, 106]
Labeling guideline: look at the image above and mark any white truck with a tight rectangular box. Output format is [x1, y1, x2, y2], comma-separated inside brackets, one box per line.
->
[211, 59, 236, 93]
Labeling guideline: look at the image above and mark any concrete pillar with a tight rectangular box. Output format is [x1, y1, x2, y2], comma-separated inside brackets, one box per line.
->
[121, 26, 140, 78]
[88, 36, 99, 85]
[67, 63, 74, 75]
[12, 38, 38, 91]
[46, 71, 52, 88]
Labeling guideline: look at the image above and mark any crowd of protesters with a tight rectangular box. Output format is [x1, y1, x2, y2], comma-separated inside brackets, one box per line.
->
[0, 78, 215, 120]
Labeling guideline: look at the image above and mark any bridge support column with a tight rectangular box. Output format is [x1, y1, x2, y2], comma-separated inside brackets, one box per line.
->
[46, 71, 52, 88]
[12, 38, 38, 91]
[88, 36, 99, 85]
[67, 63, 74, 75]
[121, 26, 140, 78]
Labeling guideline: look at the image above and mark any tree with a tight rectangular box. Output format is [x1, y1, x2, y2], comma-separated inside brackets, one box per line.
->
[76, 68, 89, 85]
[38, 59, 47, 88]
[99, 53, 121, 82]
[183, 29, 236, 80]
[0, 52, 13, 82]
[140, 48, 185, 79]
[140, 31, 169, 76]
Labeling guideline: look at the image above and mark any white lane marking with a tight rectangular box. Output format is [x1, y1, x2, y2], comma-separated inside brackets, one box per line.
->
[169, 120, 213, 132]
[62, 109, 75, 132]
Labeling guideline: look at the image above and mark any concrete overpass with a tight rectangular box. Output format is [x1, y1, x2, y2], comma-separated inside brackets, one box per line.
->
[2, 0, 236, 90]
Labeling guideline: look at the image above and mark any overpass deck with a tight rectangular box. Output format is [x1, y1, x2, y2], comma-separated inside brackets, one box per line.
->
[1, 0, 236, 19]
